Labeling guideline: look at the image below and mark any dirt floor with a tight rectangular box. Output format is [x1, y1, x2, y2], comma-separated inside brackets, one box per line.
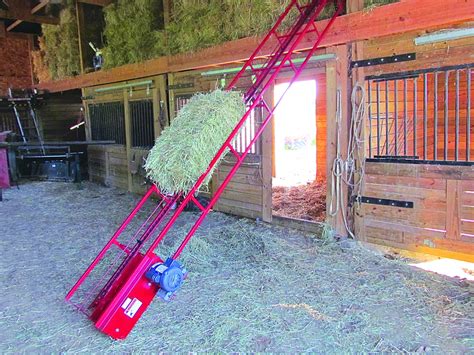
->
[273, 179, 326, 221]
[0, 182, 473, 353]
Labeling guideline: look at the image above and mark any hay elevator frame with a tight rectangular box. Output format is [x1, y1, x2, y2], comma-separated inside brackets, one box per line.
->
[65, 0, 344, 339]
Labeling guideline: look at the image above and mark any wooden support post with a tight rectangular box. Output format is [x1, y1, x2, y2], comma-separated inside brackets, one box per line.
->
[152, 74, 168, 139]
[75, 1, 87, 74]
[27, 34, 35, 86]
[326, 44, 350, 237]
[351, 40, 366, 239]
[123, 89, 133, 192]
[262, 85, 274, 223]
[82, 90, 91, 141]
[0, 20, 5, 38]
[346, 0, 364, 13]
[163, 0, 171, 28]
[152, 84, 161, 140]
[346, 0, 367, 239]
[446, 180, 462, 241]
[167, 73, 176, 121]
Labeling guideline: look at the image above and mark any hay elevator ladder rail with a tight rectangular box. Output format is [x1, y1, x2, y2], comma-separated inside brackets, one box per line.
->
[66, 0, 343, 339]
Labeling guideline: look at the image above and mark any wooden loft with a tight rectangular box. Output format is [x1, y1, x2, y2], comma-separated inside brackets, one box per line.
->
[0, 0, 59, 35]
[35, 0, 474, 93]
[0, 0, 111, 37]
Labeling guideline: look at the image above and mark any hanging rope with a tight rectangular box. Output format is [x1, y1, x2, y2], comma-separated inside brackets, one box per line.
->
[328, 84, 366, 238]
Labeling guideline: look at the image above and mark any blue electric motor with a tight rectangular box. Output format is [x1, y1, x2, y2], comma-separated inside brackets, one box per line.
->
[146, 257, 187, 301]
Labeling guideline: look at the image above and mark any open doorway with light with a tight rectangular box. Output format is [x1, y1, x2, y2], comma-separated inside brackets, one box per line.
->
[272, 77, 326, 222]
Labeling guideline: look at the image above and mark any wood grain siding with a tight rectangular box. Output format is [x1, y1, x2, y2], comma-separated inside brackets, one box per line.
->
[88, 145, 128, 190]
[355, 162, 474, 261]
[366, 69, 473, 161]
[83, 76, 167, 194]
[363, 23, 474, 75]
[316, 73, 327, 180]
[213, 161, 264, 219]
[37, 90, 83, 141]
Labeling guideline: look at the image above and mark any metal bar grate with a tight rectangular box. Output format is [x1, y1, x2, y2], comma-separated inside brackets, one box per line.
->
[130, 100, 154, 149]
[366, 64, 473, 163]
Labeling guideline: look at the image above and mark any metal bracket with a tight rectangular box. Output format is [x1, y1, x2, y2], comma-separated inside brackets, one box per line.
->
[351, 53, 416, 69]
[167, 83, 194, 90]
[354, 196, 414, 208]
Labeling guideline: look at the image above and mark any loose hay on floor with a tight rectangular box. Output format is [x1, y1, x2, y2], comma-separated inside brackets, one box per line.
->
[272, 179, 327, 221]
[0, 182, 473, 353]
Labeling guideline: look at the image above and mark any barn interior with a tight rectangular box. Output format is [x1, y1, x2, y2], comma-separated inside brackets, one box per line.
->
[0, 0, 473, 352]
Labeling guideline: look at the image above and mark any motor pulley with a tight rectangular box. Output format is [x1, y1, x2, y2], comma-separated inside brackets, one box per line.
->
[146, 258, 187, 301]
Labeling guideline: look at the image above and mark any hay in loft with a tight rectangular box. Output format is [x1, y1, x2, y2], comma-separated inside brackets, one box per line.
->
[166, 0, 336, 55]
[364, 0, 399, 7]
[102, 0, 166, 68]
[41, 3, 80, 80]
[145, 89, 245, 195]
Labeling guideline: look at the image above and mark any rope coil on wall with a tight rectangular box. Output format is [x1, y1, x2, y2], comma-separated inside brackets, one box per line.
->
[329, 83, 367, 238]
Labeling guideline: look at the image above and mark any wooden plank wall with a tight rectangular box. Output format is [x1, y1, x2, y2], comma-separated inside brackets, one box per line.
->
[362, 23, 474, 75]
[316, 73, 327, 180]
[83, 77, 162, 194]
[356, 162, 474, 261]
[88, 144, 128, 190]
[354, 23, 474, 260]
[37, 90, 83, 141]
[366, 71, 473, 161]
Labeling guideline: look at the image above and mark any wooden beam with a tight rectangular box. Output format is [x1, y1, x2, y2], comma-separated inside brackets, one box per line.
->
[6, 0, 51, 31]
[75, 1, 87, 73]
[0, 11, 58, 25]
[77, 0, 113, 6]
[346, 0, 363, 13]
[6, 20, 22, 31]
[0, 0, 58, 27]
[35, 0, 474, 92]
[0, 20, 5, 37]
[31, 0, 51, 14]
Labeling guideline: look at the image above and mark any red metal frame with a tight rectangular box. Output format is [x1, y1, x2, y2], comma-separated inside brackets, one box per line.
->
[66, 0, 344, 340]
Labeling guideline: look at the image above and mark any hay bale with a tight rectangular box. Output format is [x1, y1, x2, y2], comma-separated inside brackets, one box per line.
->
[102, 0, 166, 69]
[166, 0, 336, 55]
[144, 89, 245, 195]
[41, 2, 80, 80]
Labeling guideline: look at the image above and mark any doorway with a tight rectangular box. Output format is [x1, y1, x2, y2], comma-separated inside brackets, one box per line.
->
[272, 78, 326, 222]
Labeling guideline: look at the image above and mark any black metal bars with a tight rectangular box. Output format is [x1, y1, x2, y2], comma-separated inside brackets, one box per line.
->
[130, 100, 154, 149]
[89, 102, 125, 145]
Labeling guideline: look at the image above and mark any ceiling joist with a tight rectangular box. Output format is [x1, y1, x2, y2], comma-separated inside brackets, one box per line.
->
[1, 0, 58, 32]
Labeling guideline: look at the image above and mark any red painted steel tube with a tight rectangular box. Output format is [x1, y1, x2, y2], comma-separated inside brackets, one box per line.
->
[66, 2, 344, 337]
[87, 195, 179, 307]
[172, 0, 344, 258]
[148, 0, 344, 259]
[65, 185, 157, 301]
[227, 0, 298, 90]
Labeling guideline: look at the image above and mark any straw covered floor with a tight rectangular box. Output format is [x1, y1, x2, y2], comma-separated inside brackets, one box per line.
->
[0, 182, 472, 352]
